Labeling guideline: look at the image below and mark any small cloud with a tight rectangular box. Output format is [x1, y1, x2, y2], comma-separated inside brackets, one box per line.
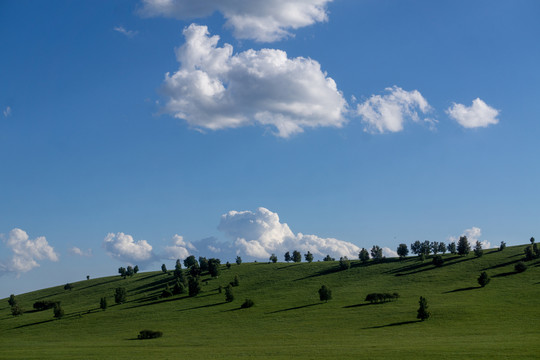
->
[103, 232, 154, 264]
[163, 234, 195, 260]
[382, 247, 398, 258]
[69, 247, 92, 257]
[3, 106, 11, 117]
[113, 26, 138, 38]
[446, 98, 499, 128]
[447, 226, 492, 249]
[356, 86, 433, 134]
[0, 228, 59, 274]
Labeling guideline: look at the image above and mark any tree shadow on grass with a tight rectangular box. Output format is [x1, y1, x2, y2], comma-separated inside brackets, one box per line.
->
[267, 303, 322, 314]
[493, 271, 518, 278]
[294, 267, 342, 281]
[343, 302, 378, 309]
[178, 301, 227, 312]
[443, 286, 481, 294]
[14, 319, 55, 329]
[364, 320, 421, 329]
[276, 264, 302, 270]
[482, 259, 521, 271]
[394, 256, 477, 277]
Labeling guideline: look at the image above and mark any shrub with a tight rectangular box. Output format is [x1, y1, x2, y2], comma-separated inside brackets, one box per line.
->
[230, 275, 240, 287]
[100, 297, 107, 311]
[323, 255, 334, 261]
[208, 258, 221, 278]
[138, 330, 163, 339]
[339, 256, 351, 270]
[365, 293, 399, 304]
[53, 303, 64, 319]
[64, 283, 73, 291]
[114, 287, 127, 304]
[417, 296, 430, 321]
[241, 299, 254, 308]
[11, 304, 23, 316]
[318, 285, 332, 302]
[226, 261, 231, 269]
[173, 280, 185, 295]
[225, 285, 234, 302]
[33, 300, 59, 311]
[432, 255, 444, 267]
[478, 271, 490, 287]
[161, 285, 173, 298]
[524, 246, 536, 261]
[515, 261, 527, 273]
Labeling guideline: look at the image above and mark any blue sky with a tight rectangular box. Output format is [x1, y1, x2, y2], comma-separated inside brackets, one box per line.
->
[1, 0, 539, 298]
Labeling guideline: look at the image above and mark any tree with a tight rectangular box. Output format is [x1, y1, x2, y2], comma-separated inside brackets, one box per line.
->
[438, 242, 447, 254]
[114, 287, 127, 304]
[397, 243, 409, 259]
[323, 254, 334, 261]
[231, 275, 240, 287]
[161, 264, 168, 273]
[64, 283, 73, 291]
[269, 254, 278, 263]
[183, 255, 197, 268]
[457, 236, 470, 256]
[474, 241, 483, 257]
[370, 245, 383, 262]
[11, 304, 23, 316]
[133, 265, 139, 274]
[161, 284, 173, 298]
[531, 237, 535, 244]
[359, 248, 369, 263]
[208, 258, 221, 278]
[339, 256, 351, 270]
[411, 241, 422, 255]
[292, 250, 302, 263]
[417, 296, 430, 321]
[173, 279, 185, 295]
[515, 261, 527, 273]
[8, 294, 17, 307]
[87, 275, 90, 280]
[420, 241, 431, 257]
[524, 245, 536, 261]
[126, 266, 134, 277]
[499, 241, 506, 251]
[431, 241, 440, 255]
[236, 256, 242, 265]
[304, 251, 314, 263]
[447, 242, 457, 255]
[53, 303, 64, 319]
[189, 262, 201, 277]
[188, 276, 201, 297]
[118, 267, 127, 278]
[199, 257, 209, 272]
[225, 285, 234, 302]
[318, 285, 332, 302]
[100, 297, 107, 311]
[226, 261, 231, 269]
[432, 255, 444, 267]
[284, 251, 291, 262]
[477, 271, 490, 287]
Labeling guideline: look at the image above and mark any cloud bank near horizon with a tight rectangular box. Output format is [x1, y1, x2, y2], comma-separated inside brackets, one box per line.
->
[161, 24, 347, 138]
[139, 0, 334, 42]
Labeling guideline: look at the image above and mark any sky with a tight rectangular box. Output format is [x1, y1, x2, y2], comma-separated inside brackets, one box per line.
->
[1, 0, 539, 298]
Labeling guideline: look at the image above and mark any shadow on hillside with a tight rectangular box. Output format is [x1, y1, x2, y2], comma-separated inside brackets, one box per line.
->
[443, 286, 480, 293]
[482, 259, 521, 271]
[276, 264, 303, 270]
[294, 267, 342, 281]
[74, 277, 124, 293]
[392, 256, 477, 277]
[124, 295, 189, 310]
[267, 303, 321, 314]
[132, 277, 172, 295]
[343, 303, 377, 309]
[14, 319, 55, 329]
[178, 301, 227, 312]
[493, 271, 518, 278]
[364, 320, 421, 329]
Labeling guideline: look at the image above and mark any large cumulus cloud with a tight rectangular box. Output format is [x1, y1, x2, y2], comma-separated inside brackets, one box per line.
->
[103, 232, 154, 264]
[0, 228, 59, 274]
[139, 0, 333, 42]
[218, 207, 360, 259]
[161, 24, 347, 138]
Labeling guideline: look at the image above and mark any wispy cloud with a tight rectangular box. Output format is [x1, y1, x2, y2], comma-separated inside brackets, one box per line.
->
[3, 106, 11, 117]
[446, 98, 499, 128]
[113, 26, 138, 38]
[69, 247, 92, 257]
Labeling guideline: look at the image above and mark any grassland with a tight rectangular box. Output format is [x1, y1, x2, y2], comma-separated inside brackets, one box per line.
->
[1, 245, 539, 359]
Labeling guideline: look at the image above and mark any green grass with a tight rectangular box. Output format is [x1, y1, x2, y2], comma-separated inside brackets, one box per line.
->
[1, 245, 539, 359]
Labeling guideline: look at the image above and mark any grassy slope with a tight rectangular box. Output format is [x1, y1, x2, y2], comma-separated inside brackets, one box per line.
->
[1, 245, 539, 359]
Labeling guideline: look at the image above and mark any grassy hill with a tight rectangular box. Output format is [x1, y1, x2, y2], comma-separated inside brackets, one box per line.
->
[1, 245, 539, 359]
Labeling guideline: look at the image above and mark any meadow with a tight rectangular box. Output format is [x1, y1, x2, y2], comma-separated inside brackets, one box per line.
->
[1, 244, 539, 359]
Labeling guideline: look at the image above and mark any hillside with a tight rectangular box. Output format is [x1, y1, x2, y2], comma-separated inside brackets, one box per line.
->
[1, 245, 539, 359]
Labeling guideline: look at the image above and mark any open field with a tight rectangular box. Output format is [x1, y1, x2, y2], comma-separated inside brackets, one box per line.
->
[1, 245, 539, 359]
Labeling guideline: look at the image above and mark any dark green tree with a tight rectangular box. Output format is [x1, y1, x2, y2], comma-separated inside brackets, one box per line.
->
[189, 262, 202, 277]
[161, 264, 168, 273]
[323, 254, 334, 261]
[11, 304, 23, 316]
[438, 242, 447, 254]
[417, 296, 430, 321]
[184, 255, 198, 268]
[133, 265, 139, 274]
[284, 251, 291, 262]
[292, 250, 302, 263]
[100, 297, 107, 311]
[199, 257, 209, 272]
[118, 267, 127, 278]
[359, 248, 370, 263]
[432, 255, 444, 267]
[515, 261, 527, 273]
[53, 303, 64, 319]
[208, 258, 221, 278]
[241, 299, 254, 308]
[318, 285, 332, 302]
[474, 241, 483, 257]
[447, 242, 457, 255]
[226, 261, 231, 269]
[8, 294, 17, 307]
[431, 241, 440, 255]
[231, 275, 240, 287]
[225, 285, 234, 302]
[161, 284, 173, 298]
[420, 241, 431, 256]
[534, 243, 540, 257]
[397, 243, 409, 259]
[304, 251, 314, 263]
[499, 241, 506, 251]
[173, 279, 185, 295]
[457, 236, 470, 256]
[370, 245, 383, 262]
[269, 254, 278, 263]
[477, 271, 490, 287]
[524, 245, 536, 261]
[339, 256, 351, 270]
[126, 266, 134, 277]
[411, 241, 422, 255]
[188, 276, 201, 297]
[64, 283, 73, 291]
[114, 287, 127, 304]
[235, 256, 242, 265]
[530, 237, 535, 244]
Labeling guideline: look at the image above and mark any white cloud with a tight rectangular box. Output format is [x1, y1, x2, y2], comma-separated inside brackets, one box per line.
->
[3, 106, 11, 117]
[103, 232, 154, 263]
[218, 207, 360, 260]
[163, 234, 196, 260]
[161, 24, 347, 137]
[69, 247, 92, 257]
[382, 247, 398, 258]
[356, 86, 434, 134]
[446, 98, 499, 128]
[139, 0, 333, 42]
[113, 26, 138, 38]
[448, 226, 492, 249]
[0, 228, 59, 274]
